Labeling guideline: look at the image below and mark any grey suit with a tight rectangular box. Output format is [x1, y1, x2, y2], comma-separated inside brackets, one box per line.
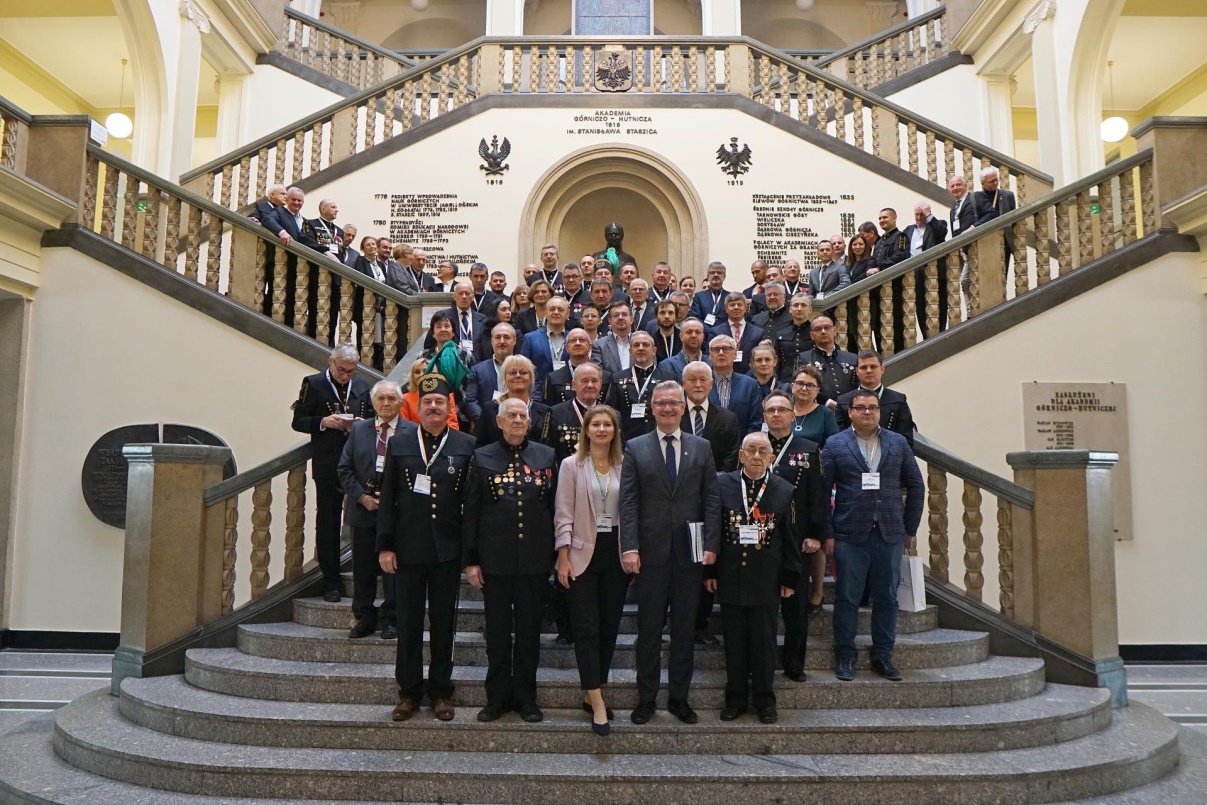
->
[384, 261, 420, 295]
[591, 333, 632, 375]
[620, 429, 721, 704]
[807, 262, 851, 298]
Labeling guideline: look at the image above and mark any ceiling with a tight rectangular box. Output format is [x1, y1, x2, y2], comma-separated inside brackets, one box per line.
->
[1011, 15, 1207, 112]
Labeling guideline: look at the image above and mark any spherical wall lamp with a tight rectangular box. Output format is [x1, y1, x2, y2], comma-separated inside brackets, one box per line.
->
[1100, 61, 1128, 144]
[796, 0, 815, 10]
[105, 58, 133, 140]
[411, 0, 428, 11]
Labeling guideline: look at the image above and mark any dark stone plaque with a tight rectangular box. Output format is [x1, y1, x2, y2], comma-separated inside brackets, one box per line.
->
[81, 424, 237, 529]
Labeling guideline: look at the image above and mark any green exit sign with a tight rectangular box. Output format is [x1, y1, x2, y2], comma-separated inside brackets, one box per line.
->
[137, 201, 148, 213]
[1089, 203, 1101, 216]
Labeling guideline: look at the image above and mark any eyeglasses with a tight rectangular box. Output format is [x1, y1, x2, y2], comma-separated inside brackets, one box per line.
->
[764, 406, 793, 415]
[651, 401, 684, 408]
[851, 405, 881, 413]
[710, 345, 735, 353]
[792, 381, 818, 390]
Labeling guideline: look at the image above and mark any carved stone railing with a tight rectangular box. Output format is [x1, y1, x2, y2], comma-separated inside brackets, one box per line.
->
[203, 442, 312, 613]
[814, 149, 1154, 357]
[0, 95, 31, 173]
[396, 50, 446, 64]
[813, 5, 949, 90]
[184, 35, 1048, 211]
[82, 144, 433, 373]
[912, 435, 1034, 618]
[278, 8, 415, 89]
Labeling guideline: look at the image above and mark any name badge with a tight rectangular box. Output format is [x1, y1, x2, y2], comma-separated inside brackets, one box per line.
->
[704, 314, 717, 326]
[630, 403, 647, 418]
[862, 472, 880, 490]
[552, 360, 566, 372]
[739, 524, 760, 545]
[815, 292, 826, 300]
[735, 350, 743, 363]
[460, 340, 475, 353]
[413, 474, 432, 495]
[952, 219, 960, 233]
[596, 513, 613, 532]
[375, 455, 385, 472]
[327, 244, 340, 254]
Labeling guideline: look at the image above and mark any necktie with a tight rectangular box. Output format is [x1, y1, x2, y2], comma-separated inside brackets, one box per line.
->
[718, 375, 731, 408]
[693, 406, 704, 437]
[376, 423, 390, 475]
[663, 434, 677, 488]
[733, 322, 742, 343]
[461, 311, 470, 339]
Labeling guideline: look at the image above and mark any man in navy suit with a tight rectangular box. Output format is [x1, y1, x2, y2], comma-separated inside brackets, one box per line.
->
[656, 318, 708, 382]
[822, 389, 924, 683]
[707, 335, 763, 433]
[441, 283, 487, 363]
[465, 322, 517, 423]
[519, 295, 570, 390]
[338, 381, 414, 639]
[688, 261, 734, 327]
[707, 293, 764, 376]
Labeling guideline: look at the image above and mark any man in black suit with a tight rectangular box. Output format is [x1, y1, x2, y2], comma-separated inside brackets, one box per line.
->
[560, 263, 590, 317]
[407, 248, 439, 292]
[706, 431, 802, 723]
[488, 271, 509, 300]
[548, 362, 604, 463]
[249, 183, 286, 228]
[620, 380, 722, 725]
[463, 397, 559, 724]
[468, 263, 501, 318]
[338, 381, 411, 640]
[834, 350, 916, 445]
[647, 300, 682, 362]
[378, 374, 476, 723]
[972, 166, 1019, 296]
[751, 282, 791, 341]
[948, 174, 977, 311]
[901, 201, 950, 344]
[291, 343, 373, 602]
[774, 293, 814, 382]
[629, 278, 656, 333]
[262, 186, 308, 324]
[605, 330, 660, 441]
[543, 328, 609, 406]
[529, 243, 564, 294]
[681, 360, 740, 648]
[301, 198, 347, 344]
[442, 282, 487, 361]
[742, 258, 769, 300]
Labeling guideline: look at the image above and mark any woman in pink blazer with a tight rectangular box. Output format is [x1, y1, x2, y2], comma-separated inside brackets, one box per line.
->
[554, 404, 627, 736]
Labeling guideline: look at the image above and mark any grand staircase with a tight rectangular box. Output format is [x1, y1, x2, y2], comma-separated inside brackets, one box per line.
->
[0, 571, 1182, 803]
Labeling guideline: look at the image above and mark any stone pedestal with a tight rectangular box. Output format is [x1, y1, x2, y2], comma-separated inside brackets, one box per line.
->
[112, 444, 232, 693]
[1007, 449, 1126, 706]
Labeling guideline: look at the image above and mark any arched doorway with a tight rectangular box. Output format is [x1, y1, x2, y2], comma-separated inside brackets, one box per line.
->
[519, 144, 708, 280]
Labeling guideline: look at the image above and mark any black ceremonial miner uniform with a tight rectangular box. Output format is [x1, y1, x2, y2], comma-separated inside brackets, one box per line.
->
[607, 363, 659, 442]
[544, 364, 614, 407]
[301, 218, 345, 342]
[834, 385, 917, 446]
[774, 320, 813, 382]
[291, 370, 372, 595]
[796, 345, 858, 403]
[376, 423, 476, 706]
[463, 439, 558, 712]
[768, 433, 831, 678]
[548, 398, 591, 463]
[712, 471, 802, 713]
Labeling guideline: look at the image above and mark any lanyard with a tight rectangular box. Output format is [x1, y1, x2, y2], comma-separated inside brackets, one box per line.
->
[660, 331, 675, 355]
[571, 398, 586, 426]
[631, 366, 655, 397]
[709, 290, 723, 314]
[590, 462, 612, 508]
[417, 428, 450, 472]
[769, 437, 794, 474]
[856, 429, 880, 468]
[325, 370, 350, 412]
[473, 293, 486, 311]
[740, 474, 769, 520]
[548, 330, 565, 362]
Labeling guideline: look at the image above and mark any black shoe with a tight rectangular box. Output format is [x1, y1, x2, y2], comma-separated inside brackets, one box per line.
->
[348, 620, 376, 639]
[719, 705, 745, 721]
[758, 707, 778, 724]
[694, 629, 720, 646]
[519, 703, 544, 723]
[476, 704, 512, 722]
[380, 624, 398, 640]
[807, 602, 824, 616]
[582, 702, 614, 720]
[835, 658, 855, 681]
[871, 657, 902, 681]
[667, 698, 698, 724]
[323, 589, 342, 603]
[631, 701, 656, 724]
[554, 634, 574, 645]
[592, 719, 611, 736]
[783, 670, 807, 683]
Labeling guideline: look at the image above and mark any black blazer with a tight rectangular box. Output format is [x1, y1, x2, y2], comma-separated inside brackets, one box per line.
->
[630, 302, 656, 333]
[375, 426, 476, 564]
[903, 217, 949, 253]
[950, 194, 977, 236]
[973, 188, 1018, 249]
[251, 200, 282, 229]
[712, 471, 802, 607]
[646, 325, 682, 363]
[769, 433, 831, 542]
[475, 399, 551, 447]
[834, 386, 916, 445]
[618, 430, 721, 567]
[462, 441, 558, 574]
[680, 404, 739, 472]
[441, 306, 488, 346]
[544, 363, 613, 407]
[606, 367, 660, 442]
[301, 217, 343, 258]
[337, 418, 418, 528]
[872, 228, 910, 270]
[290, 371, 372, 480]
[512, 307, 544, 335]
[548, 399, 589, 463]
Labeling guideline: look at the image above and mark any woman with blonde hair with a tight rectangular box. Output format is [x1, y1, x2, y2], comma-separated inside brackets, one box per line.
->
[474, 354, 550, 446]
[554, 404, 627, 736]
[399, 358, 459, 430]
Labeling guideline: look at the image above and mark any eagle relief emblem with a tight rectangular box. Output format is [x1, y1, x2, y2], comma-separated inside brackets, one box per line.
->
[716, 138, 753, 178]
[594, 50, 633, 92]
[478, 135, 511, 176]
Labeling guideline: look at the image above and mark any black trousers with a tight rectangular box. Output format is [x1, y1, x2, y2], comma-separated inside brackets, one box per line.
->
[635, 561, 704, 704]
[565, 529, 628, 690]
[395, 559, 460, 703]
[313, 476, 344, 591]
[721, 603, 778, 710]
[780, 586, 810, 675]
[351, 526, 396, 627]
[482, 573, 546, 709]
[695, 588, 715, 632]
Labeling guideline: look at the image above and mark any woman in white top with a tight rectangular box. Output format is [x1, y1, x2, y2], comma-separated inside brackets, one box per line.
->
[554, 404, 627, 736]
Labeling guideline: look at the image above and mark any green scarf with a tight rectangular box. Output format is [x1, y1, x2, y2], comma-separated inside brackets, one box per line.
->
[425, 340, 470, 388]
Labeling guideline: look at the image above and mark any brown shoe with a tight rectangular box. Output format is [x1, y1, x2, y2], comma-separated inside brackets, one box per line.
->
[391, 699, 417, 722]
[432, 698, 455, 721]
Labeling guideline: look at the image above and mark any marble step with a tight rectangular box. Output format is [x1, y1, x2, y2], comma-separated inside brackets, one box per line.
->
[47, 691, 1181, 804]
[186, 648, 1045, 709]
[237, 621, 990, 670]
[340, 571, 840, 604]
[293, 596, 940, 636]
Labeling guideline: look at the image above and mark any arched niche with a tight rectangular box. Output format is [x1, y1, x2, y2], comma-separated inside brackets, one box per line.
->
[744, 18, 845, 51]
[112, 0, 169, 174]
[381, 17, 482, 50]
[519, 144, 708, 280]
[557, 187, 669, 276]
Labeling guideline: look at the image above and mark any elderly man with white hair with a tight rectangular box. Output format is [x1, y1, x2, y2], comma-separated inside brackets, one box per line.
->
[901, 201, 950, 345]
[973, 166, 1018, 267]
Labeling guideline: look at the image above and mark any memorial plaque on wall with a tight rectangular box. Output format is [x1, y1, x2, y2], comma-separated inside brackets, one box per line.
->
[81, 424, 236, 529]
[1022, 382, 1132, 541]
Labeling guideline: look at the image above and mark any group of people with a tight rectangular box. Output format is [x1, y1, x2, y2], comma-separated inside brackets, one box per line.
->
[289, 230, 932, 734]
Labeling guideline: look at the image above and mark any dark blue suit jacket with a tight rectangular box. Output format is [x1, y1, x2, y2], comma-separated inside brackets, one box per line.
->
[821, 427, 924, 544]
[654, 352, 708, 383]
[519, 329, 568, 392]
[465, 358, 503, 421]
[337, 418, 418, 528]
[709, 372, 763, 434]
[688, 288, 733, 324]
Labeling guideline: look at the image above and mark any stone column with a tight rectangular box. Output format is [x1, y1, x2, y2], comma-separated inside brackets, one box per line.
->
[1024, 0, 1068, 184]
[170, 1, 209, 182]
[1132, 117, 1207, 232]
[700, 0, 741, 36]
[488, 0, 525, 35]
[112, 444, 232, 693]
[1006, 449, 1126, 707]
[214, 74, 248, 158]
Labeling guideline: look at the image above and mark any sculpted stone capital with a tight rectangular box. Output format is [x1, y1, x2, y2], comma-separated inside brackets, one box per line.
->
[181, 0, 212, 34]
[1022, 0, 1056, 35]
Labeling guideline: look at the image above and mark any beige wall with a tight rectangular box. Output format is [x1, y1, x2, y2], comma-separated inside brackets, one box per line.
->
[525, 0, 572, 36]
[895, 250, 1207, 646]
[239, 64, 344, 150]
[743, 0, 884, 50]
[9, 247, 317, 632]
[339, 0, 487, 48]
[888, 63, 988, 147]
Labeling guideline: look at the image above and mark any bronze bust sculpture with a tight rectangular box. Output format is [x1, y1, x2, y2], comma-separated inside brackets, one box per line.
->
[591, 223, 638, 282]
